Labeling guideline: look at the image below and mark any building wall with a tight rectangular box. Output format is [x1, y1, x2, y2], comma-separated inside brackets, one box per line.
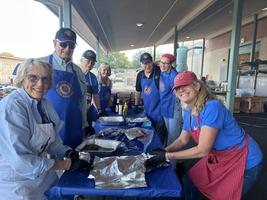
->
[0, 56, 25, 84]
[203, 16, 267, 82]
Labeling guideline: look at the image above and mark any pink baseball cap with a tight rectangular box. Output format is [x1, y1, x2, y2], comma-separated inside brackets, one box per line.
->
[162, 53, 176, 63]
[172, 71, 197, 91]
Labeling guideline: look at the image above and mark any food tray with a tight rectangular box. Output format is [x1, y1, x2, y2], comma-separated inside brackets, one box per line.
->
[98, 116, 125, 126]
[76, 138, 121, 157]
[125, 117, 149, 127]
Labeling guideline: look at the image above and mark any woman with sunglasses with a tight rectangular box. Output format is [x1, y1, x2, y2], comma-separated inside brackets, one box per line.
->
[159, 54, 182, 148]
[146, 71, 263, 200]
[0, 58, 83, 200]
[42, 28, 87, 149]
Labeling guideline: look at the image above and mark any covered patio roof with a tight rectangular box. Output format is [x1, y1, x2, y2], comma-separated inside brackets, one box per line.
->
[37, 0, 267, 52]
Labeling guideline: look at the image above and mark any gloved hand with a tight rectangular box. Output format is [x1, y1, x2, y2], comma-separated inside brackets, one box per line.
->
[64, 150, 80, 171]
[64, 149, 79, 160]
[65, 150, 92, 171]
[145, 148, 167, 168]
[83, 126, 96, 137]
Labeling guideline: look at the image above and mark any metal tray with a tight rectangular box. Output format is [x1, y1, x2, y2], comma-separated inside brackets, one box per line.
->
[98, 116, 125, 126]
[76, 138, 121, 157]
[125, 117, 149, 127]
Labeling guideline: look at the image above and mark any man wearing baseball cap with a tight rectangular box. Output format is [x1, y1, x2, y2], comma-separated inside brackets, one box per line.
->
[80, 50, 101, 133]
[135, 53, 166, 144]
[42, 27, 87, 149]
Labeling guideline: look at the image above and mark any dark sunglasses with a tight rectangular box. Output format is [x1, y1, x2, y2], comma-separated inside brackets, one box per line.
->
[26, 74, 50, 84]
[57, 40, 76, 49]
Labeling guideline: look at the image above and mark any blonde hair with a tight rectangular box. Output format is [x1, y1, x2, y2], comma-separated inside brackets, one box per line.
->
[191, 80, 215, 113]
[97, 63, 112, 87]
[14, 58, 53, 89]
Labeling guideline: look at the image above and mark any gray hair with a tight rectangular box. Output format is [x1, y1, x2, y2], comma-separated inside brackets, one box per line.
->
[14, 58, 53, 89]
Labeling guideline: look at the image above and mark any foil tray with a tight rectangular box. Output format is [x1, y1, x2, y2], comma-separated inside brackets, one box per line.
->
[98, 116, 125, 126]
[76, 138, 121, 157]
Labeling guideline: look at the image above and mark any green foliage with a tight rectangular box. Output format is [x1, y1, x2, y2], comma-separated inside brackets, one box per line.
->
[99, 51, 132, 69]
[131, 47, 161, 69]
[0, 52, 14, 57]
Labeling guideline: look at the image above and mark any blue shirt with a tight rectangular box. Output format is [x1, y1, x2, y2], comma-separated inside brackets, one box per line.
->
[0, 88, 70, 180]
[183, 99, 263, 169]
[85, 71, 99, 94]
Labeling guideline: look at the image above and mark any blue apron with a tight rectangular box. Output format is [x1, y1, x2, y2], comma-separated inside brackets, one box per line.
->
[45, 55, 83, 149]
[99, 83, 111, 112]
[141, 71, 161, 124]
[85, 73, 98, 121]
[159, 71, 176, 118]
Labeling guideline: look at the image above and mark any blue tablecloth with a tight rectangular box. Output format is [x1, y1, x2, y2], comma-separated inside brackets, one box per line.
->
[48, 116, 183, 198]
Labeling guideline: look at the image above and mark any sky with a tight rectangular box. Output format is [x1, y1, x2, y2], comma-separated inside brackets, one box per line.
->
[0, 0, 173, 63]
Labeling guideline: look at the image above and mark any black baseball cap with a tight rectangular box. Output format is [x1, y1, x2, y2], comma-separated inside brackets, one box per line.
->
[140, 53, 153, 64]
[55, 27, 77, 44]
[82, 50, 97, 62]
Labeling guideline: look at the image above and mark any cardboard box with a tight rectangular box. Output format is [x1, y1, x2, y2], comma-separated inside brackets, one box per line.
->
[240, 96, 265, 113]
[216, 95, 241, 113]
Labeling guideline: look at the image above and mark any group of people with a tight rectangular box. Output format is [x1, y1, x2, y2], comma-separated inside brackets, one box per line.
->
[0, 27, 112, 200]
[134, 52, 182, 150]
[0, 26, 263, 200]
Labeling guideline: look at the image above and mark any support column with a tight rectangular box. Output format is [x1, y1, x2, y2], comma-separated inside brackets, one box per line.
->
[226, 0, 243, 113]
[173, 25, 178, 58]
[250, 14, 258, 67]
[153, 45, 156, 61]
[200, 38, 205, 77]
[58, 6, 63, 28]
[96, 37, 100, 68]
[63, 0, 72, 28]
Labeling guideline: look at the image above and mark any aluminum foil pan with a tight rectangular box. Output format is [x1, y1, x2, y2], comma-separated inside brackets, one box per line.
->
[125, 116, 149, 127]
[98, 116, 125, 126]
[76, 138, 121, 157]
[88, 154, 148, 189]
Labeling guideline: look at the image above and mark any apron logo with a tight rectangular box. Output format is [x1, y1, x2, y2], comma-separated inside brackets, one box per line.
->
[159, 81, 165, 91]
[56, 81, 73, 97]
[144, 86, 151, 94]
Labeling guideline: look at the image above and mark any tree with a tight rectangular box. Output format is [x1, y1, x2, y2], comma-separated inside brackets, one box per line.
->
[0, 52, 14, 57]
[131, 47, 162, 69]
[99, 51, 132, 70]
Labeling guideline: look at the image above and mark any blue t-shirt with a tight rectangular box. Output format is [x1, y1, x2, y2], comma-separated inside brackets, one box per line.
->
[183, 99, 263, 169]
[85, 71, 98, 94]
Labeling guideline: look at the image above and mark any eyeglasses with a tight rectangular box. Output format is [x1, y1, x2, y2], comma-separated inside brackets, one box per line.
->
[160, 61, 171, 66]
[26, 74, 50, 84]
[57, 40, 76, 49]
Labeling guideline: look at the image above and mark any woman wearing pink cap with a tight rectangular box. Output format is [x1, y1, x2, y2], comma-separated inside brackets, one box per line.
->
[146, 71, 262, 200]
[158, 53, 182, 148]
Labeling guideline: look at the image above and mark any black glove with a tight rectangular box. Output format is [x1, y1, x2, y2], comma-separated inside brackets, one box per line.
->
[64, 149, 79, 160]
[64, 150, 81, 172]
[65, 150, 92, 171]
[83, 126, 96, 137]
[145, 148, 167, 168]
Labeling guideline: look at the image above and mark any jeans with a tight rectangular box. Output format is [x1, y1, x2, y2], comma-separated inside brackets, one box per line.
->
[182, 163, 262, 200]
